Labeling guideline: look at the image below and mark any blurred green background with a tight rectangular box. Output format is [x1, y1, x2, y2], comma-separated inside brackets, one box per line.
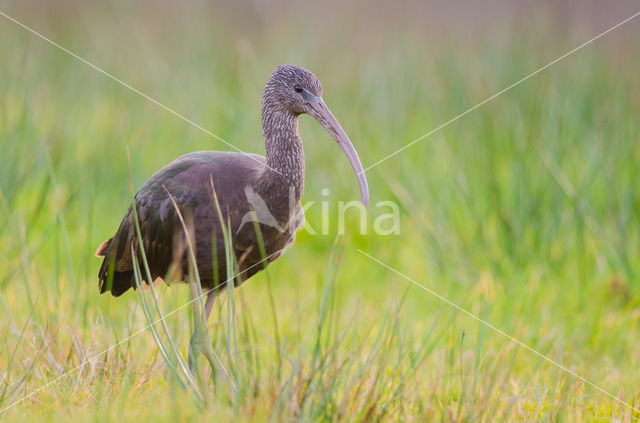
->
[1, 0, 639, 420]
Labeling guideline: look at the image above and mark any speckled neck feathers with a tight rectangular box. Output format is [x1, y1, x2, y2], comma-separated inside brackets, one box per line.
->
[260, 83, 305, 203]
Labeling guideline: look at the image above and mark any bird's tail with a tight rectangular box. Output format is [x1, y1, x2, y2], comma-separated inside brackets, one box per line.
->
[97, 237, 135, 297]
[95, 238, 111, 257]
[99, 269, 135, 297]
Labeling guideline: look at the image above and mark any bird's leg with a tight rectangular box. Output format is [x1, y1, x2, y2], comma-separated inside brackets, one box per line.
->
[188, 289, 216, 374]
[204, 289, 216, 319]
[187, 285, 236, 396]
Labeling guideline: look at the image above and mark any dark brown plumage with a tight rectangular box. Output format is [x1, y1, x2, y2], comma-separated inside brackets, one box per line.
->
[96, 64, 369, 369]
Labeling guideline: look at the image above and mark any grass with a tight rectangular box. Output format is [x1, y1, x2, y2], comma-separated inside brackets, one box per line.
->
[1, 1, 640, 421]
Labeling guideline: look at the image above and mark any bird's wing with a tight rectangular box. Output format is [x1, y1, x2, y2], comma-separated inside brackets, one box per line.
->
[98, 156, 209, 295]
[97, 193, 190, 295]
[98, 151, 267, 296]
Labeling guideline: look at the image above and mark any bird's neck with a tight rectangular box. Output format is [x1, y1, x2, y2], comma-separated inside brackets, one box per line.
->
[260, 107, 305, 203]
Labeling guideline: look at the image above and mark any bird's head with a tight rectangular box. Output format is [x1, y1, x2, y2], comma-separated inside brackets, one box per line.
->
[263, 64, 369, 206]
[264, 64, 323, 115]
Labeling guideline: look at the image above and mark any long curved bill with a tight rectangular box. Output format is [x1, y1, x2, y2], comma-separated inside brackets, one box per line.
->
[307, 97, 370, 206]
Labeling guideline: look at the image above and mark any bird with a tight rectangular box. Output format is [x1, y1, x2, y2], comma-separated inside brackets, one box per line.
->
[95, 64, 369, 371]
[236, 185, 285, 234]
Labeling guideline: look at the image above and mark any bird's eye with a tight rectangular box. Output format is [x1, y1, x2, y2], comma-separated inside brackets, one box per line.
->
[294, 85, 304, 93]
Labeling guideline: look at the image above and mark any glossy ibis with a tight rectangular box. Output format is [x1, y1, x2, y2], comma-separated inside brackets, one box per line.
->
[96, 65, 369, 369]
